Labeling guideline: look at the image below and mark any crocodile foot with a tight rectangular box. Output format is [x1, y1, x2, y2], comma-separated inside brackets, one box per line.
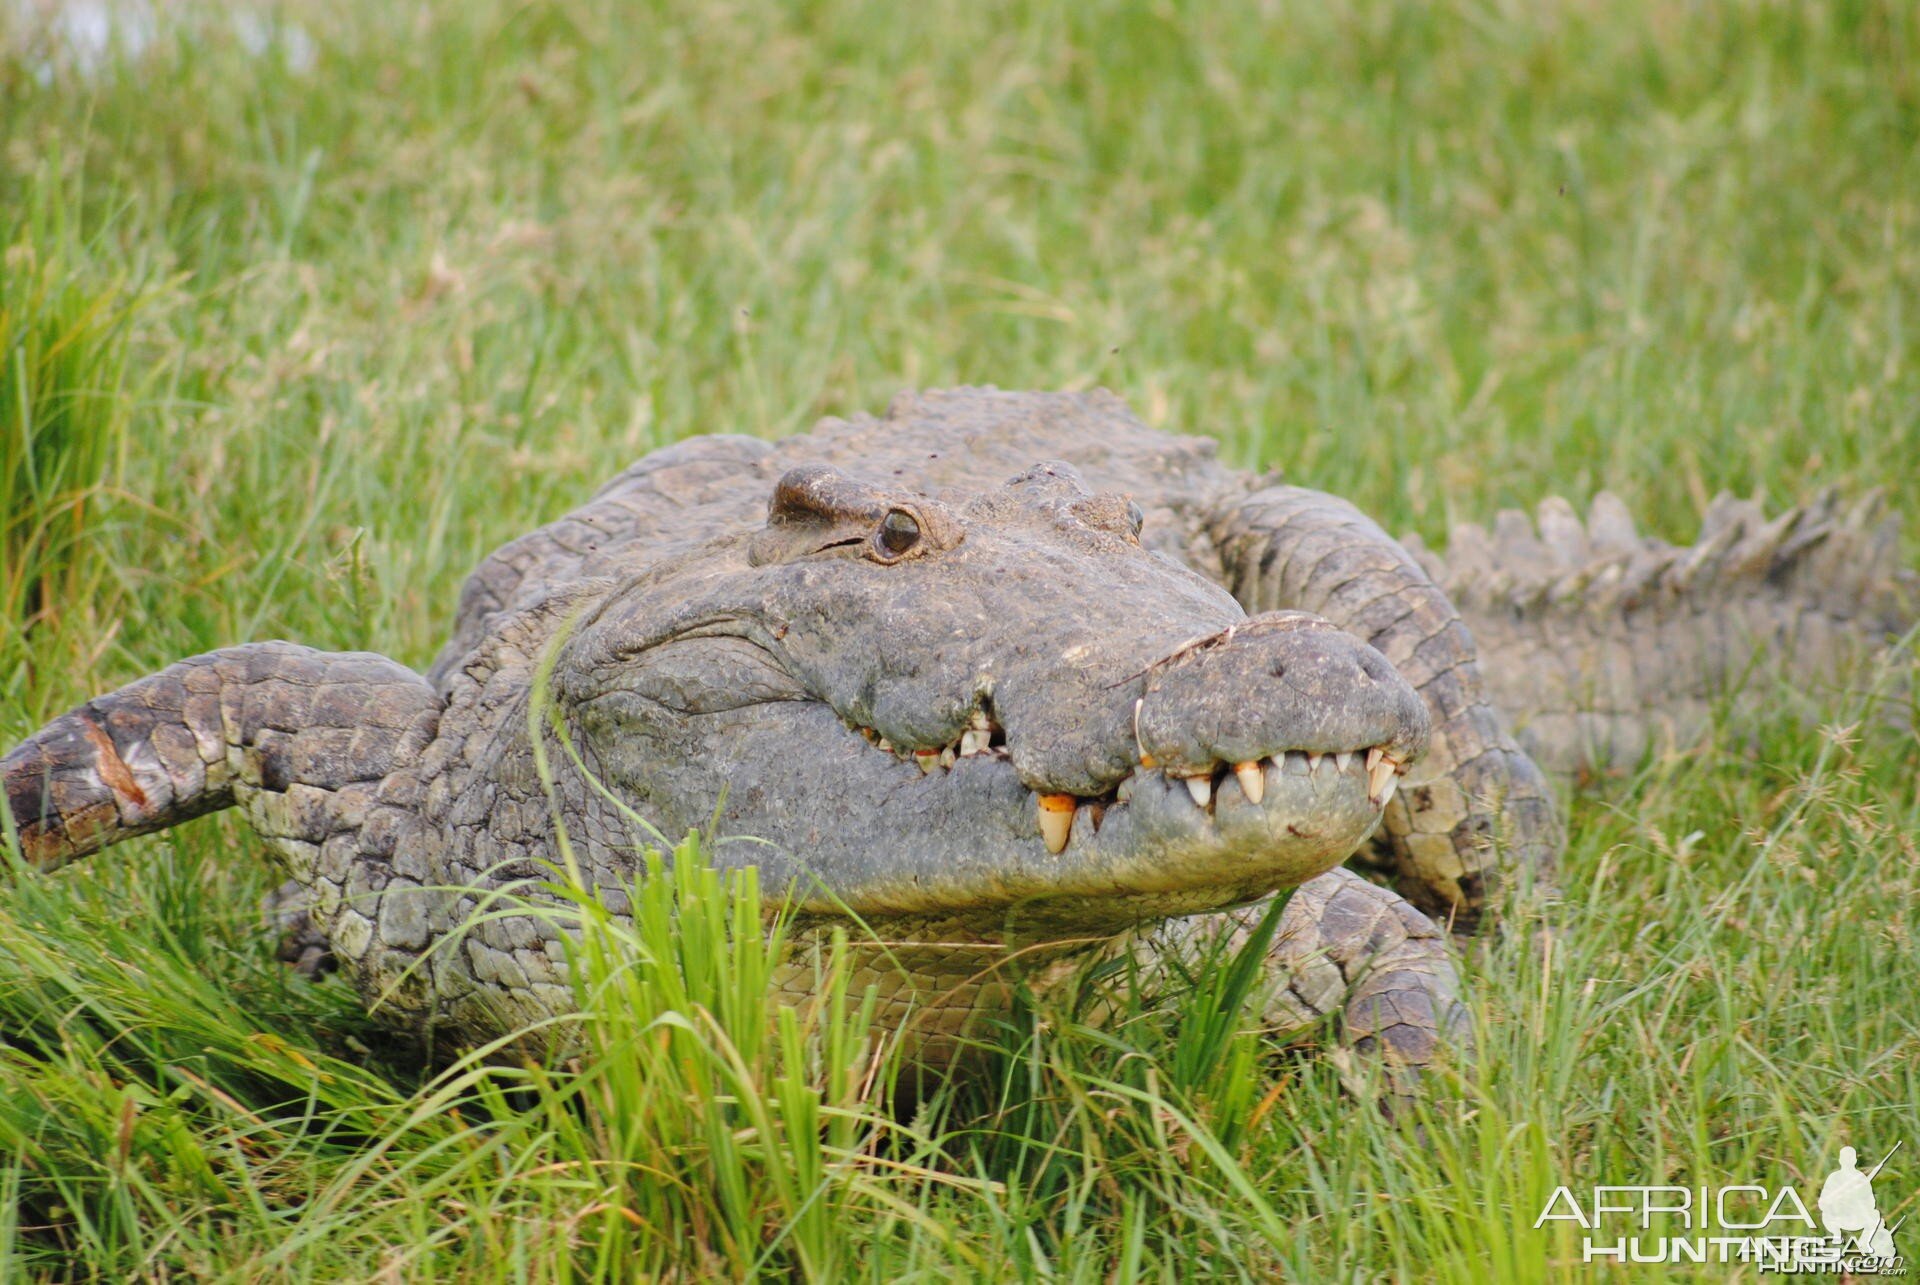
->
[263, 879, 337, 979]
[1129, 866, 1470, 1100]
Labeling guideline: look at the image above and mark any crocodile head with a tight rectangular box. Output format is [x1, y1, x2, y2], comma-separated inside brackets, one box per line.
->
[549, 460, 1429, 941]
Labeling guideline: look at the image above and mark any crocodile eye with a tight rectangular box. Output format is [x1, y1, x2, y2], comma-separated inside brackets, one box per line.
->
[873, 509, 922, 560]
[1127, 500, 1146, 540]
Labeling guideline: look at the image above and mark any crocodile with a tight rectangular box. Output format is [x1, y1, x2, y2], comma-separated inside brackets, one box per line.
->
[4, 388, 1912, 1076]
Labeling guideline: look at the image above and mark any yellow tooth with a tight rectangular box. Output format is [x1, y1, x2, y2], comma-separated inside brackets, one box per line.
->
[1233, 760, 1265, 804]
[1184, 774, 1213, 808]
[914, 750, 939, 774]
[1374, 773, 1399, 809]
[1367, 754, 1397, 804]
[1037, 793, 1076, 853]
[1366, 746, 1385, 776]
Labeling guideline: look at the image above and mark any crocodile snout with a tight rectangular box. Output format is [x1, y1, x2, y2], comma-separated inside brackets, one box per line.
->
[1004, 611, 1430, 873]
[1133, 611, 1430, 794]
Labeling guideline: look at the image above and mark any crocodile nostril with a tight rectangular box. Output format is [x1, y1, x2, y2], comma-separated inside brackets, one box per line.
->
[1356, 652, 1390, 683]
[1269, 661, 1286, 679]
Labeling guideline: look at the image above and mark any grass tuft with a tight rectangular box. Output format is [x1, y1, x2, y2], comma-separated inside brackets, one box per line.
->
[0, 163, 155, 641]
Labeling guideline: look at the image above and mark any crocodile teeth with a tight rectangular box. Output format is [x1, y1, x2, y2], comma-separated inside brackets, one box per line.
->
[939, 746, 957, 769]
[1037, 793, 1076, 853]
[1132, 697, 1153, 768]
[1335, 751, 1354, 774]
[1183, 775, 1212, 808]
[876, 737, 894, 754]
[959, 728, 991, 757]
[969, 709, 993, 731]
[1367, 752, 1397, 805]
[1306, 752, 1323, 774]
[914, 750, 939, 774]
[1233, 760, 1264, 804]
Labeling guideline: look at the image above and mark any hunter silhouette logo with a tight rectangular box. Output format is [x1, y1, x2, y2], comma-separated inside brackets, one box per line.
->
[1819, 1144, 1902, 1263]
[1535, 1141, 1908, 1272]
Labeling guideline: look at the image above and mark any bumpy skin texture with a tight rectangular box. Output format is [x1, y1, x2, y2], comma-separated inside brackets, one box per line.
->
[1128, 866, 1469, 1097]
[1404, 489, 1917, 781]
[1213, 486, 1560, 923]
[4, 644, 440, 884]
[6, 389, 1912, 1079]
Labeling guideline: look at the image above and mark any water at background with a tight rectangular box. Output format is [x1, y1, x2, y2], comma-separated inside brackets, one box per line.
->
[14, 0, 315, 80]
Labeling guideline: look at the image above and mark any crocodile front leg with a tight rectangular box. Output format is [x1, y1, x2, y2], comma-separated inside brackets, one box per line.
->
[1209, 485, 1560, 924]
[1130, 867, 1469, 1092]
[3, 643, 448, 1029]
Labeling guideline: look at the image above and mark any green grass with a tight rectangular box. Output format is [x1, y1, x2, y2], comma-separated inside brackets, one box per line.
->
[1, 0, 1917, 1278]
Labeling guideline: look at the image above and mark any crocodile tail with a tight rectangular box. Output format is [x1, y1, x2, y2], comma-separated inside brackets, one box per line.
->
[3, 643, 440, 872]
[1403, 489, 1918, 780]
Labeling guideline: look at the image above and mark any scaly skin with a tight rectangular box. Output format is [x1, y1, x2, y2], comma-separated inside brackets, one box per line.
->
[1404, 489, 1917, 780]
[5, 388, 1911, 1082]
[1211, 486, 1560, 924]
[4, 644, 439, 880]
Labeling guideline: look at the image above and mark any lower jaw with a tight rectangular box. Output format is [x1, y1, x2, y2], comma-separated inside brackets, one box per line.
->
[779, 760, 1382, 971]
[834, 760, 1382, 931]
[762, 765, 1383, 1067]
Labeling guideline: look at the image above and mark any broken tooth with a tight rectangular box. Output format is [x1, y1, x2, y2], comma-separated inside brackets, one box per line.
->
[1367, 754, 1397, 804]
[1233, 760, 1265, 804]
[1183, 774, 1213, 808]
[1037, 793, 1076, 854]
